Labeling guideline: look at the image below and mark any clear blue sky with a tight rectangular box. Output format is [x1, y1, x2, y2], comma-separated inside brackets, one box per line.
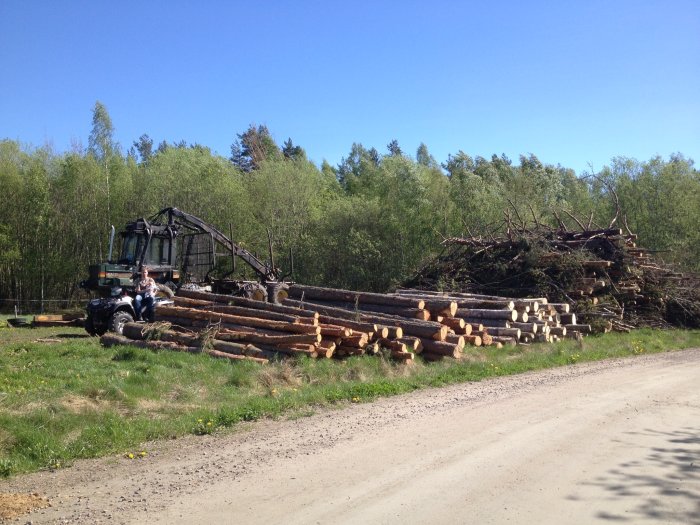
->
[1, 0, 698, 174]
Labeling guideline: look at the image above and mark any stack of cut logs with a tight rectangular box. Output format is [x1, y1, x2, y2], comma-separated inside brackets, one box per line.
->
[100, 284, 588, 363]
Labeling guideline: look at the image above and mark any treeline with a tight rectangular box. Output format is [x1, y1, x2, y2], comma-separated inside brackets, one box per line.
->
[1, 103, 698, 309]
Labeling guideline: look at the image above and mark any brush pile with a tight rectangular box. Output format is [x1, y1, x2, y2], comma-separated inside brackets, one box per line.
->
[406, 209, 700, 331]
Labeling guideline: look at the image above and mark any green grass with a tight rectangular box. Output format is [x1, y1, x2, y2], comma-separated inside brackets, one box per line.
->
[1, 317, 699, 478]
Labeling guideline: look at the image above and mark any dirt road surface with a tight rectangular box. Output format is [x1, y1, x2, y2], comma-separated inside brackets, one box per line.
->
[2, 349, 699, 524]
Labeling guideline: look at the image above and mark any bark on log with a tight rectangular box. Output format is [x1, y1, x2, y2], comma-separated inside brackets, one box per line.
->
[444, 334, 465, 348]
[453, 299, 516, 310]
[217, 330, 322, 345]
[254, 343, 317, 357]
[319, 324, 353, 338]
[158, 315, 295, 336]
[396, 337, 422, 353]
[205, 348, 268, 363]
[386, 326, 404, 339]
[455, 308, 518, 321]
[463, 335, 482, 347]
[335, 346, 365, 357]
[176, 289, 318, 318]
[157, 306, 319, 335]
[173, 299, 317, 325]
[289, 284, 425, 308]
[316, 315, 386, 339]
[462, 318, 510, 328]
[520, 333, 535, 344]
[485, 327, 522, 338]
[391, 351, 415, 361]
[383, 340, 407, 353]
[343, 333, 369, 348]
[441, 317, 465, 331]
[510, 322, 538, 334]
[283, 298, 446, 340]
[294, 298, 432, 320]
[418, 339, 462, 358]
[513, 300, 540, 312]
[559, 313, 577, 325]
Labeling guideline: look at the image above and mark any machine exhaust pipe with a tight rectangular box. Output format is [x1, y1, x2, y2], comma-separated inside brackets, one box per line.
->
[107, 225, 115, 262]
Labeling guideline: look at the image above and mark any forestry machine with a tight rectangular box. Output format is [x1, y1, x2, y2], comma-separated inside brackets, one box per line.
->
[80, 207, 291, 335]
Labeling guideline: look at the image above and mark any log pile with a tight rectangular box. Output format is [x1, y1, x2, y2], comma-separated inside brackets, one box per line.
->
[283, 283, 583, 357]
[100, 288, 417, 363]
[100, 283, 582, 363]
[406, 214, 700, 331]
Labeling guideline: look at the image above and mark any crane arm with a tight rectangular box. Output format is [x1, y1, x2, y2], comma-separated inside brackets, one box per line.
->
[151, 207, 280, 282]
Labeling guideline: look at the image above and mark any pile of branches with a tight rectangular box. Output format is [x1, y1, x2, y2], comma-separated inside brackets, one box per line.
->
[407, 205, 700, 331]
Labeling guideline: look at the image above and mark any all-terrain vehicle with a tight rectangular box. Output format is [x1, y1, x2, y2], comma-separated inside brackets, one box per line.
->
[84, 285, 174, 335]
[81, 207, 290, 335]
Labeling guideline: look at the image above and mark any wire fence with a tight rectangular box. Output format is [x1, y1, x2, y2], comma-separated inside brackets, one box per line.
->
[0, 298, 85, 315]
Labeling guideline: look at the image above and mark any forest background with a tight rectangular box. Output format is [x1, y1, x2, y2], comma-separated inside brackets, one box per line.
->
[1, 102, 698, 310]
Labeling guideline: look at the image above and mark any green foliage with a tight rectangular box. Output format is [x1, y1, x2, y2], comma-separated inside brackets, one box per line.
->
[229, 124, 282, 171]
[0, 103, 699, 304]
[88, 101, 116, 161]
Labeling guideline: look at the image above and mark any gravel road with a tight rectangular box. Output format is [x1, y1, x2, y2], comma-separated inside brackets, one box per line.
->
[2, 348, 699, 524]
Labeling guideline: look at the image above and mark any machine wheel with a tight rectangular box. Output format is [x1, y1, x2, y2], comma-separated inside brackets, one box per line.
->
[267, 282, 290, 305]
[156, 283, 175, 298]
[108, 311, 133, 335]
[242, 282, 268, 302]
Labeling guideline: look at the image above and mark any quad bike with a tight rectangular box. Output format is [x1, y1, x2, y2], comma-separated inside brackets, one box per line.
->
[84, 285, 174, 336]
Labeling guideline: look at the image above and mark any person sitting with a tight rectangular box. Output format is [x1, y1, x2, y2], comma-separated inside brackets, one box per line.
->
[133, 267, 158, 322]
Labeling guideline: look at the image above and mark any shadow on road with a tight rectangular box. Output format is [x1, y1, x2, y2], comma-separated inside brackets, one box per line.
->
[587, 427, 700, 524]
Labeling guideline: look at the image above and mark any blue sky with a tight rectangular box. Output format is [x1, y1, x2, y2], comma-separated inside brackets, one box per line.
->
[1, 0, 698, 174]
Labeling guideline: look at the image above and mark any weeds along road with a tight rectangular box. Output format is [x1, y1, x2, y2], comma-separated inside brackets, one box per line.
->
[3, 348, 700, 525]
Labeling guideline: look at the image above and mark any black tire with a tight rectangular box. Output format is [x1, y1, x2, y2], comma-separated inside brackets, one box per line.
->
[84, 315, 103, 336]
[267, 282, 290, 305]
[156, 283, 175, 298]
[108, 311, 133, 335]
[242, 282, 268, 302]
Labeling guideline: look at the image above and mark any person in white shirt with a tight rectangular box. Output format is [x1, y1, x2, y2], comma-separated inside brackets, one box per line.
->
[133, 267, 158, 321]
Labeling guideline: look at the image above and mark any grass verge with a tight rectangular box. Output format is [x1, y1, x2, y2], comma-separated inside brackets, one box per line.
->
[1, 317, 699, 478]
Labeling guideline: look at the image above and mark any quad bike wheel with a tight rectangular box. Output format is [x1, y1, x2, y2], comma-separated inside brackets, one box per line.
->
[84, 315, 106, 336]
[109, 311, 134, 335]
